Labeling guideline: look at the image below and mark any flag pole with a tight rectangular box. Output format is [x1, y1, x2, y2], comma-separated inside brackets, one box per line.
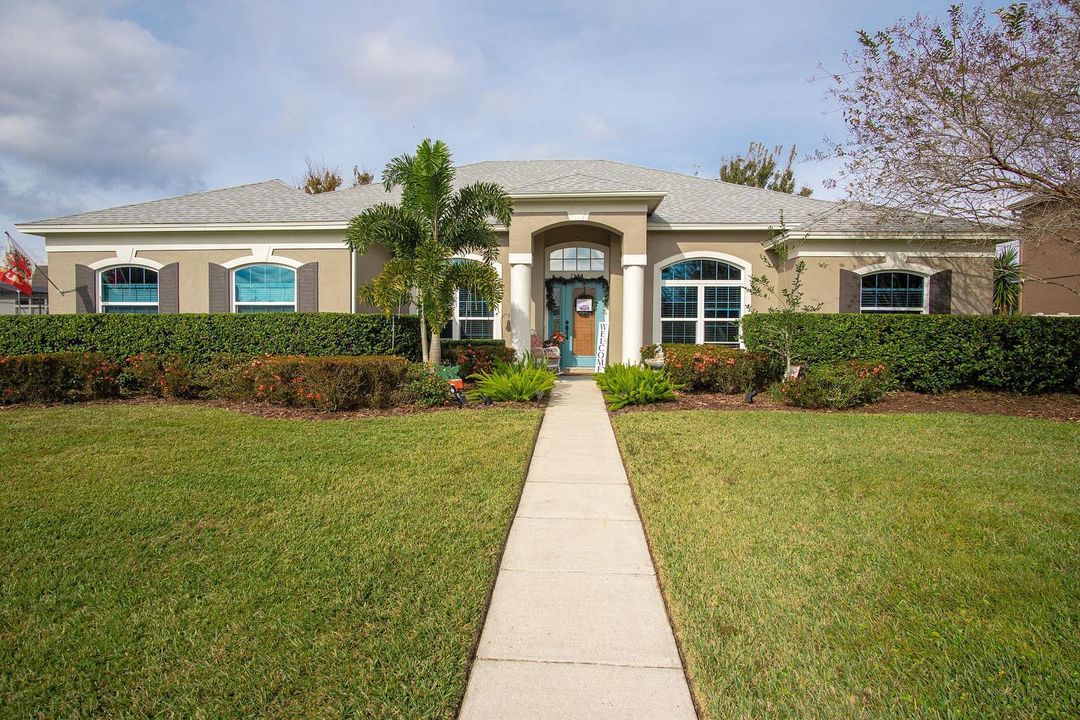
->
[4, 230, 67, 294]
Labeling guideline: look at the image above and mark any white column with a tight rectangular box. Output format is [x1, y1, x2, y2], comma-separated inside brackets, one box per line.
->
[509, 253, 533, 359]
[621, 255, 647, 365]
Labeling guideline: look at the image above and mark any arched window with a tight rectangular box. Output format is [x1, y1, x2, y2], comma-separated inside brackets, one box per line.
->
[659, 258, 744, 346]
[860, 272, 925, 313]
[233, 264, 296, 313]
[550, 247, 604, 272]
[440, 259, 499, 340]
[99, 266, 158, 314]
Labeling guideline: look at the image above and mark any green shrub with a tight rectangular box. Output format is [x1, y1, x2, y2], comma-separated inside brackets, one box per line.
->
[399, 364, 451, 407]
[442, 340, 516, 377]
[774, 360, 895, 409]
[121, 353, 199, 398]
[467, 358, 556, 402]
[0, 352, 120, 404]
[595, 364, 681, 410]
[217, 355, 411, 410]
[641, 344, 781, 393]
[0, 313, 421, 363]
[743, 314, 1080, 394]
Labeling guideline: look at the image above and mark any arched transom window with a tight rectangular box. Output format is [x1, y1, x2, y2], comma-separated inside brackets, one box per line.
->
[659, 258, 744, 346]
[100, 266, 158, 314]
[860, 272, 925, 313]
[550, 247, 604, 272]
[233, 264, 296, 313]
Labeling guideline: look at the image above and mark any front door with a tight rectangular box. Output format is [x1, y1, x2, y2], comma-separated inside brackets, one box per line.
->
[548, 279, 606, 368]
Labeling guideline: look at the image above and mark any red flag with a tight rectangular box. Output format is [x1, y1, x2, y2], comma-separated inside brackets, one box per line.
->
[1, 233, 35, 296]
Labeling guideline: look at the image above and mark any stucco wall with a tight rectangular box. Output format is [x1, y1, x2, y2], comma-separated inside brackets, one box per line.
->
[1020, 237, 1080, 315]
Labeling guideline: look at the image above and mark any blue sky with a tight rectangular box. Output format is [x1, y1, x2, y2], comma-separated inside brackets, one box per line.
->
[1, 0, 979, 259]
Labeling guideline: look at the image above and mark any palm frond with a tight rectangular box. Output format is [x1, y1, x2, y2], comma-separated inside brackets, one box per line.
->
[449, 181, 514, 227]
[447, 258, 503, 311]
[411, 139, 455, 234]
[381, 152, 415, 193]
[442, 217, 501, 263]
[360, 258, 415, 314]
[345, 203, 425, 257]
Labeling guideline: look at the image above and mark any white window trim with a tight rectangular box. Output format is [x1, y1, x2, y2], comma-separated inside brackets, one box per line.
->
[445, 255, 503, 340]
[231, 263, 298, 313]
[653, 251, 752, 347]
[856, 265, 931, 314]
[96, 261, 162, 313]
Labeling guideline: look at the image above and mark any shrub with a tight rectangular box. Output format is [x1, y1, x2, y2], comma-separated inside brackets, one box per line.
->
[774, 360, 895, 409]
[442, 340, 516, 377]
[467, 358, 556, 402]
[217, 355, 411, 410]
[595, 364, 681, 410]
[0, 352, 120, 405]
[743, 314, 1080, 394]
[0, 313, 422, 363]
[641, 344, 781, 393]
[399, 364, 451, 407]
[121, 353, 199, 398]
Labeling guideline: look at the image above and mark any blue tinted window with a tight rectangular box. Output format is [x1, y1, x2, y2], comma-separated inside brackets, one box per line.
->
[234, 265, 295, 305]
[661, 259, 741, 281]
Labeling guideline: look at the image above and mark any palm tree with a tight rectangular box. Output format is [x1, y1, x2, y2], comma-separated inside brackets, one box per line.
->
[993, 245, 1023, 315]
[345, 140, 513, 366]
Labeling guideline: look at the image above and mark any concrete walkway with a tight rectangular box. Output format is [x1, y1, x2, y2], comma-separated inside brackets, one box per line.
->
[459, 377, 696, 719]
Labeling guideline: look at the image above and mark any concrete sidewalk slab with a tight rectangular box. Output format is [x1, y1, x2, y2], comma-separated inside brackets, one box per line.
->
[459, 376, 696, 720]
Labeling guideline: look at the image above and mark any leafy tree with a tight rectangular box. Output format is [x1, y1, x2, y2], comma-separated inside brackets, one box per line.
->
[719, 142, 813, 196]
[345, 139, 513, 367]
[825, 0, 1080, 248]
[994, 245, 1024, 314]
[298, 157, 343, 194]
[352, 165, 374, 187]
[747, 214, 823, 373]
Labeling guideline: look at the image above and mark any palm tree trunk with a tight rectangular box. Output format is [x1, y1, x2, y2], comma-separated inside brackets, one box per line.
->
[429, 332, 443, 368]
[419, 312, 429, 364]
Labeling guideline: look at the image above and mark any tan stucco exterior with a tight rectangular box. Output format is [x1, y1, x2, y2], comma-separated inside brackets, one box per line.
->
[1020, 236, 1080, 315]
[30, 205, 995, 363]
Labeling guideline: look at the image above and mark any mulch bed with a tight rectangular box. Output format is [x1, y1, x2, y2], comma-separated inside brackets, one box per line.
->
[1, 396, 545, 421]
[616, 390, 1080, 422]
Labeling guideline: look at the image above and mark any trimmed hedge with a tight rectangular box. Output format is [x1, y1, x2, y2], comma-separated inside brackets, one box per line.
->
[0, 353, 121, 404]
[217, 355, 411, 410]
[0, 313, 421, 363]
[743, 314, 1080, 394]
[774, 360, 895, 409]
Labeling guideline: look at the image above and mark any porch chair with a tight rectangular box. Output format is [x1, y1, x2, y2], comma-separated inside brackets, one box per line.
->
[530, 331, 562, 374]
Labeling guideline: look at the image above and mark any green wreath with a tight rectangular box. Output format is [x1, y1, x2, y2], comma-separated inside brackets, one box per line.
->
[544, 275, 610, 314]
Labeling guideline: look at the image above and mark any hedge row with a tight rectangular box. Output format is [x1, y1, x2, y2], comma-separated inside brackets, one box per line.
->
[0, 313, 422, 363]
[742, 314, 1080, 394]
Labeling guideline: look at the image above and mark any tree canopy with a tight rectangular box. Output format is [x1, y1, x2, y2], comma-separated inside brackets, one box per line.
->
[826, 0, 1079, 248]
[719, 142, 813, 196]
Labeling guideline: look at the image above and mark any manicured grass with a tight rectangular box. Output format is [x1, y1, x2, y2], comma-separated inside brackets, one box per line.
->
[0, 404, 540, 719]
[614, 411, 1080, 720]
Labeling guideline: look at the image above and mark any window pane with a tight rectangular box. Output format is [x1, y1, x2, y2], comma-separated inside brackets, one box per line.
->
[662, 259, 741, 281]
[550, 258, 563, 271]
[861, 272, 924, 310]
[704, 286, 741, 318]
[660, 286, 698, 318]
[461, 319, 494, 339]
[235, 265, 295, 303]
[661, 320, 697, 344]
[704, 321, 739, 344]
[101, 266, 158, 303]
[235, 304, 296, 313]
[102, 305, 158, 314]
[590, 258, 604, 271]
[459, 289, 493, 318]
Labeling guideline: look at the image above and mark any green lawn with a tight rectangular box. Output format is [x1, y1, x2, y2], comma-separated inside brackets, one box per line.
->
[614, 411, 1080, 720]
[0, 404, 540, 719]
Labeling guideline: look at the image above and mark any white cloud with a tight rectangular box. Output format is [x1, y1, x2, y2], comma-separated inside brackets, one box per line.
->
[0, 2, 204, 223]
[342, 31, 463, 116]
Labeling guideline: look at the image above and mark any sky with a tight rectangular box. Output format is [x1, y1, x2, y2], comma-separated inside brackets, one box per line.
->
[0, 0, 979, 261]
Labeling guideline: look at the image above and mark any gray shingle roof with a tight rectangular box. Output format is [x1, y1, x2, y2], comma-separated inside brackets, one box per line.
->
[22, 180, 349, 226]
[19, 160, 987, 235]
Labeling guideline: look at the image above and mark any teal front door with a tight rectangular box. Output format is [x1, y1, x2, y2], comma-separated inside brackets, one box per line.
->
[547, 280, 606, 368]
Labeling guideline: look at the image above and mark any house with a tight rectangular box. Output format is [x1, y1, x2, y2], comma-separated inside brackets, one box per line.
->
[1015, 202, 1080, 315]
[16, 160, 995, 366]
[0, 265, 49, 315]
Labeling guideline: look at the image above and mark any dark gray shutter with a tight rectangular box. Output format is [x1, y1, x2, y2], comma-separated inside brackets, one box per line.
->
[158, 263, 179, 314]
[297, 262, 319, 312]
[838, 269, 861, 312]
[928, 270, 953, 314]
[74, 264, 97, 314]
[208, 263, 229, 313]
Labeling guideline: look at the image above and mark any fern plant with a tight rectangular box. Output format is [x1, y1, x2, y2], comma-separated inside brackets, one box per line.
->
[594, 364, 681, 410]
[467, 358, 556, 402]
